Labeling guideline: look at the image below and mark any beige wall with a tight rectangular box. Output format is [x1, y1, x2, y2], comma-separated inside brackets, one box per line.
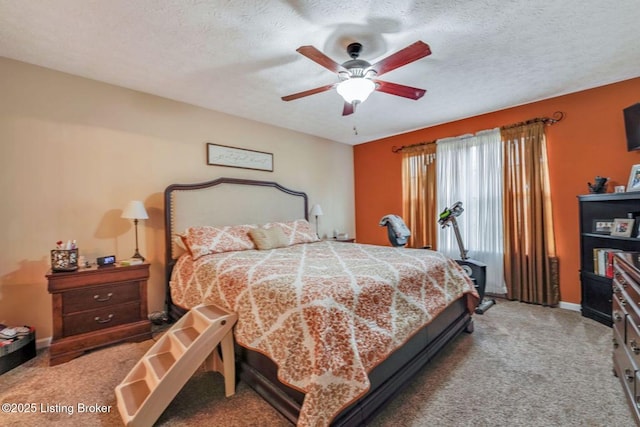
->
[0, 58, 355, 342]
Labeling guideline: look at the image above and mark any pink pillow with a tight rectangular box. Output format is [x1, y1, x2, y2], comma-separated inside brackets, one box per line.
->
[265, 219, 319, 245]
[182, 225, 256, 259]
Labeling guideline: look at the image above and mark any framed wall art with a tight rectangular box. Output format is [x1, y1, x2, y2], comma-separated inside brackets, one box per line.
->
[206, 143, 273, 172]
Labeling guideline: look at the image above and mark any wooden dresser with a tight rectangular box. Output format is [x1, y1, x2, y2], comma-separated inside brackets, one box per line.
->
[46, 263, 152, 366]
[612, 252, 640, 425]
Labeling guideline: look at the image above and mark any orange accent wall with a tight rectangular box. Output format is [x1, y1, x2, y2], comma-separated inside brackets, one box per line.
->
[354, 77, 640, 305]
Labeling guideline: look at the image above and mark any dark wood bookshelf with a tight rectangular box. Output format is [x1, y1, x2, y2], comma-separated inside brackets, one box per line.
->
[578, 192, 640, 327]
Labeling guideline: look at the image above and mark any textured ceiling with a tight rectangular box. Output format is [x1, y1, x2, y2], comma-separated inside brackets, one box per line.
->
[1, 0, 639, 145]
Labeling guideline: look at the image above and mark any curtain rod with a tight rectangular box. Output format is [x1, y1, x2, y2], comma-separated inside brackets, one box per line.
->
[501, 111, 565, 130]
[391, 139, 436, 153]
[391, 111, 565, 153]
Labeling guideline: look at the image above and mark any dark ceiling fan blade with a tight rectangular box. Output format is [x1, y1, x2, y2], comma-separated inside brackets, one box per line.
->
[374, 80, 426, 100]
[371, 41, 431, 76]
[281, 83, 337, 101]
[342, 102, 354, 116]
[296, 45, 345, 73]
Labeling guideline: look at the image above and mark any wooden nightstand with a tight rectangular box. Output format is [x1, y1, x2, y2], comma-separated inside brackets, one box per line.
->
[46, 263, 152, 366]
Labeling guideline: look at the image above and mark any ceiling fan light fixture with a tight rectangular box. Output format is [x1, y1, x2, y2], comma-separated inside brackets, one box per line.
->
[336, 77, 375, 104]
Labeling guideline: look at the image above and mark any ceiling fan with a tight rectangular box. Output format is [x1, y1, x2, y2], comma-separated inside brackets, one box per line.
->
[281, 41, 431, 116]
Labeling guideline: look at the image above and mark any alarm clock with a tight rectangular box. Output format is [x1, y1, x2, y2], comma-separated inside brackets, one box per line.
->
[97, 255, 116, 267]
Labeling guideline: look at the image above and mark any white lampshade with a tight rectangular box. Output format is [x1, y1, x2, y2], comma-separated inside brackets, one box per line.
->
[336, 78, 375, 104]
[310, 204, 324, 216]
[122, 200, 149, 220]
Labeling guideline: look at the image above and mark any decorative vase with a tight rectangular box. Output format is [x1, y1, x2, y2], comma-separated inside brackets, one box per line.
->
[588, 176, 608, 194]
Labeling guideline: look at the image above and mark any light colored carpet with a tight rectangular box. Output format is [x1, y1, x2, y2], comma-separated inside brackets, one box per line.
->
[0, 300, 634, 426]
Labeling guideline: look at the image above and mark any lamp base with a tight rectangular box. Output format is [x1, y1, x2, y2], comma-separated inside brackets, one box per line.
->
[130, 218, 145, 262]
[131, 250, 145, 262]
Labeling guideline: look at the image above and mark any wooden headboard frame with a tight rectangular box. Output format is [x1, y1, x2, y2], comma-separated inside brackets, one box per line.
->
[163, 177, 309, 318]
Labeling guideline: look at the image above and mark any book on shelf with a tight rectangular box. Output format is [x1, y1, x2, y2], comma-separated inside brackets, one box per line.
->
[592, 248, 622, 278]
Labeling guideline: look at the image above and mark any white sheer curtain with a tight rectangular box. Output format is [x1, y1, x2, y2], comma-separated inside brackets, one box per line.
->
[436, 129, 506, 295]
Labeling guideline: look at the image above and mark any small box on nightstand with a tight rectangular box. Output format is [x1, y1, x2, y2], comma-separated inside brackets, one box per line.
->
[51, 249, 79, 272]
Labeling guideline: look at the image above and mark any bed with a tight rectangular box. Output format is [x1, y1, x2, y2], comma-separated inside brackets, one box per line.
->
[164, 177, 478, 426]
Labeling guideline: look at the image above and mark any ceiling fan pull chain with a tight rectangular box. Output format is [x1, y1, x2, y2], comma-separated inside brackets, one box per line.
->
[353, 111, 359, 135]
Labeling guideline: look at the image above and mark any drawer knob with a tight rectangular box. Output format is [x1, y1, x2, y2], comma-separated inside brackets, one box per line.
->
[625, 369, 634, 382]
[631, 339, 640, 355]
[94, 314, 114, 324]
[613, 337, 619, 349]
[93, 292, 113, 302]
[614, 312, 623, 322]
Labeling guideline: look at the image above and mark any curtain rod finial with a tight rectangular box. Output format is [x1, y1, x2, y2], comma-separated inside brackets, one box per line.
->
[551, 111, 565, 123]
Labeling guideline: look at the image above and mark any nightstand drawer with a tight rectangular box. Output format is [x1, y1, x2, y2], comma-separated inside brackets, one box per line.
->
[63, 301, 141, 336]
[62, 281, 139, 314]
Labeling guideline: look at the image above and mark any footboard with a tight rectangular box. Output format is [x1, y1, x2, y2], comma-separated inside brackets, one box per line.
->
[237, 297, 473, 426]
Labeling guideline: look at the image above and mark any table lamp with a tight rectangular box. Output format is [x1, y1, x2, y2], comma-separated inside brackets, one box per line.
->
[310, 204, 324, 238]
[122, 200, 149, 261]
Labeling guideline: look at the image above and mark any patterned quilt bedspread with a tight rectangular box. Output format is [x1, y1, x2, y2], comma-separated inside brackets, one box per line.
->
[171, 240, 478, 426]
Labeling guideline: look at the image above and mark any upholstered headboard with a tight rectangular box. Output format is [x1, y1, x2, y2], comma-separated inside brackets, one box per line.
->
[164, 177, 309, 260]
[163, 177, 309, 316]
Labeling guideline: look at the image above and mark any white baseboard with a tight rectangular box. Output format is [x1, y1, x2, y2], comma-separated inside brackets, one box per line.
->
[559, 301, 581, 312]
[36, 336, 51, 350]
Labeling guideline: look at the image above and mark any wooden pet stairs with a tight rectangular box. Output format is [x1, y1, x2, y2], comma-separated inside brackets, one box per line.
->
[115, 304, 237, 427]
